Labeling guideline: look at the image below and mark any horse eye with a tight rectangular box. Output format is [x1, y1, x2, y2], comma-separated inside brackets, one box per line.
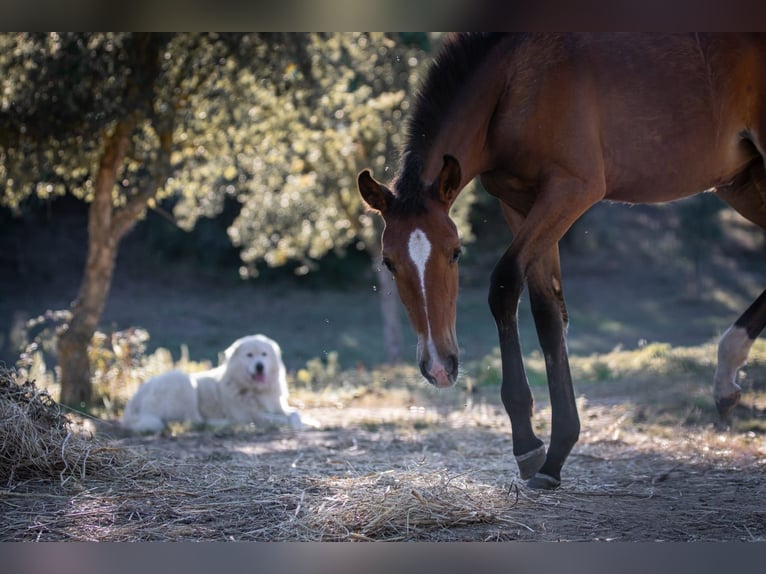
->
[450, 247, 462, 264]
[382, 257, 396, 274]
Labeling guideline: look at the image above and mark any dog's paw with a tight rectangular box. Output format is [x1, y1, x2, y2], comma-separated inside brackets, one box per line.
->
[288, 411, 304, 430]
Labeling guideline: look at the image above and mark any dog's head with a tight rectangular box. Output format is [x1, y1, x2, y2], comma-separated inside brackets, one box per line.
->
[223, 334, 285, 392]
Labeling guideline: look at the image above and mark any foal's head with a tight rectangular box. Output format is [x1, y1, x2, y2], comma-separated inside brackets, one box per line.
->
[358, 156, 463, 388]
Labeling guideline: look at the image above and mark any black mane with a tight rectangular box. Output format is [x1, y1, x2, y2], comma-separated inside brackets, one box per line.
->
[405, 33, 506, 158]
[391, 33, 507, 213]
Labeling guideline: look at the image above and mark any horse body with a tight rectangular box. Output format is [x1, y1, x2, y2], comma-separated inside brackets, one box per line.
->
[483, 34, 765, 205]
[358, 33, 766, 489]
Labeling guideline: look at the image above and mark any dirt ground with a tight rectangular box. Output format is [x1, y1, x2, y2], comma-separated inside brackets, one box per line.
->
[2, 374, 764, 542]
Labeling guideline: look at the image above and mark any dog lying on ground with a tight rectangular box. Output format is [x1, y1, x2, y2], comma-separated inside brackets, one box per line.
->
[122, 334, 303, 432]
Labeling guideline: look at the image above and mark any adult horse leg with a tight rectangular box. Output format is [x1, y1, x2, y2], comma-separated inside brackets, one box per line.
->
[713, 157, 766, 420]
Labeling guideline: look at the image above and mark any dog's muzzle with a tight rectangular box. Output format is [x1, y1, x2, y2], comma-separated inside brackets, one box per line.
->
[252, 362, 266, 383]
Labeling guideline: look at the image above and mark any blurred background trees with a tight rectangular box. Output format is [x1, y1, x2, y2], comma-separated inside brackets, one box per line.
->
[1, 32, 176, 407]
[0, 32, 479, 407]
[3, 33, 751, 410]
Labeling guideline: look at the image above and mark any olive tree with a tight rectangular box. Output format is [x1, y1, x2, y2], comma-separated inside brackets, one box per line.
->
[0, 32, 278, 406]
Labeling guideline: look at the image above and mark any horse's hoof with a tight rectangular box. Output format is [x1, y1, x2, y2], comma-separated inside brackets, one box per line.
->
[515, 444, 546, 480]
[715, 391, 741, 420]
[526, 473, 561, 490]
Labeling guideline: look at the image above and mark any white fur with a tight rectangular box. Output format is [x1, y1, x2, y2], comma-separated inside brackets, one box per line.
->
[408, 229, 434, 353]
[408, 228, 432, 286]
[122, 334, 302, 432]
[714, 325, 751, 401]
[408, 228, 444, 375]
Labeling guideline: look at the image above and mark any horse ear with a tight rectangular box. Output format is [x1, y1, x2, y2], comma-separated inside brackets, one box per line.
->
[357, 169, 394, 214]
[437, 155, 462, 206]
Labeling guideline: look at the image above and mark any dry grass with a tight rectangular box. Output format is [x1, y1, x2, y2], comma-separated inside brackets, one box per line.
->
[1, 345, 765, 542]
[0, 368, 163, 490]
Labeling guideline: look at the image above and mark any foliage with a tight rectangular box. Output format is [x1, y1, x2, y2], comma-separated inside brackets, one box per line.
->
[1, 31, 476, 278]
[0, 33, 126, 208]
[166, 32, 476, 277]
[295, 350, 341, 389]
[14, 313, 204, 417]
[13, 309, 72, 388]
[0, 33, 248, 215]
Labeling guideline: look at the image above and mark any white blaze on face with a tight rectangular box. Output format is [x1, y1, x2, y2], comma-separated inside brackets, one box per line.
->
[408, 228, 441, 367]
[408, 228, 431, 287]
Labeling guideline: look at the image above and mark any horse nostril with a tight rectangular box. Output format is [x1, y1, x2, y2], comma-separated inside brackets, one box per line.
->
[419, 360, 430, 380]
[447, 354, 459, 375]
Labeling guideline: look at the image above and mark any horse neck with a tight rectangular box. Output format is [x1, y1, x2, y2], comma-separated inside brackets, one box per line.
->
[418, 61, 506, 189]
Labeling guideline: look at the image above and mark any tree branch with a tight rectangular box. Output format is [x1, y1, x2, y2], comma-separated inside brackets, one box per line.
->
[111, 126, 174, 240]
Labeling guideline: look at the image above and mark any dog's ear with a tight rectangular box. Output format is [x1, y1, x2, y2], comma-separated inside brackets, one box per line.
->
[270, 338, 282, 361]
[223, 338, 243, 362]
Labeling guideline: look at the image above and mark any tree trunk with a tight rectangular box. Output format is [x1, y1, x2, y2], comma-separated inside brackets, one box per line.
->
[374, 256, 404, 364]
[57, 122, 131, 408]
[56, 34, 171, 408]
[56, 236, 119, 408]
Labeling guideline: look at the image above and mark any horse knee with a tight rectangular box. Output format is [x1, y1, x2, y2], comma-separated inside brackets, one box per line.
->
[501, 383, 534, 418]
[488, 259, 524, 325]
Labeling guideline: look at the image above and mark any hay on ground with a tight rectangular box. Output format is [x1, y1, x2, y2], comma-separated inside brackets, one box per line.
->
[0, 368, 159, 490]
[0, 367, 764, 541]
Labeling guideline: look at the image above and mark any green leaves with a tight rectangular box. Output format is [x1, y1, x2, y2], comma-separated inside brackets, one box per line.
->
[1, 33, 476, 277]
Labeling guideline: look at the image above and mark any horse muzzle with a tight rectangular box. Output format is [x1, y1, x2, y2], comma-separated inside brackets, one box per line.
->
[419, 352, 459, 388]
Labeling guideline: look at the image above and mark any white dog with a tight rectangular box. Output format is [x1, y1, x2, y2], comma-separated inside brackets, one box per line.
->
[122, 334, 302, 432]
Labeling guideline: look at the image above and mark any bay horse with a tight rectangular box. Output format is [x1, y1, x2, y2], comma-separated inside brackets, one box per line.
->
[357, 33, 766, 489]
